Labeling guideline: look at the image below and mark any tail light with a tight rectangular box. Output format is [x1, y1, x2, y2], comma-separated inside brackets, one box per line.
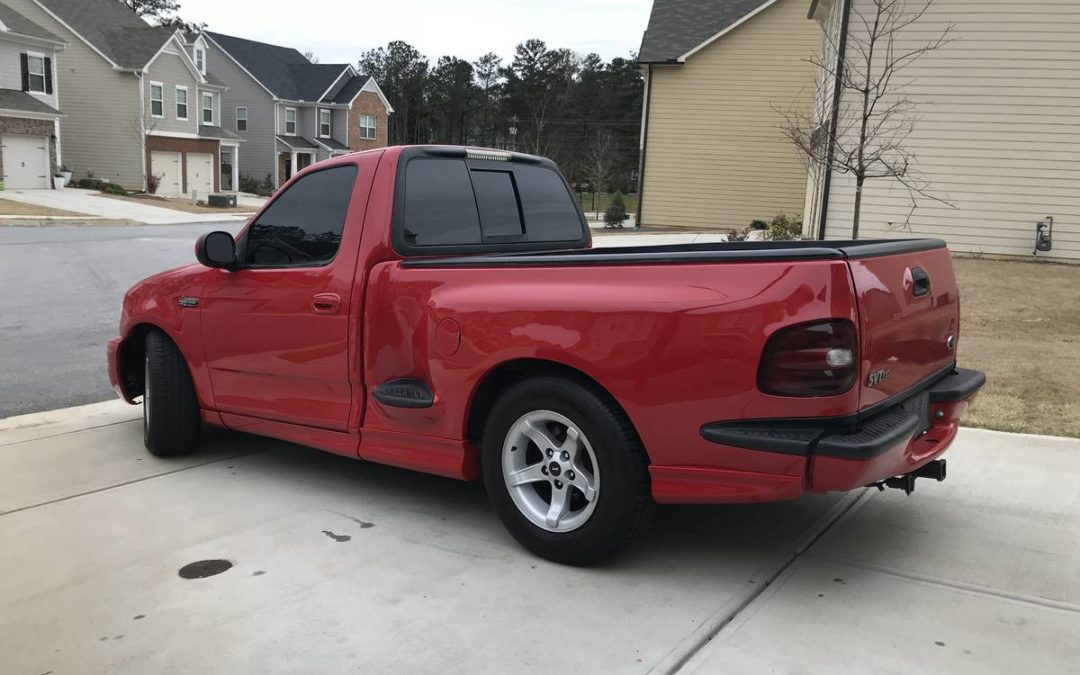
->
[758, 319, 857, 397]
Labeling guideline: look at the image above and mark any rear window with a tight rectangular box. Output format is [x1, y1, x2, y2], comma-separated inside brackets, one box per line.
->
[397, 155, 585, 253]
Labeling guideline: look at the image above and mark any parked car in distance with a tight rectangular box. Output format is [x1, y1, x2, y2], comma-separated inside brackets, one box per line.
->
[108, 146, 985, 564]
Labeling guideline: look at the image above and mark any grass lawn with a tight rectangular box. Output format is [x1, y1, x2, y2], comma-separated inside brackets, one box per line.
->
[576, 192, 638, 214]
[0, 198, 89, 218]
[99, 193, 257, 215]
[955, 257, 1079, 438]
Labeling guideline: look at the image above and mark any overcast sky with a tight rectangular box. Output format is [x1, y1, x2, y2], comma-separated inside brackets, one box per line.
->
[178, 0, 654, 66]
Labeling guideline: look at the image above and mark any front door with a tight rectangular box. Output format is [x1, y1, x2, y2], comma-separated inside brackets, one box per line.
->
[220, 147, 234, 191]
[200, 164, 361, 430]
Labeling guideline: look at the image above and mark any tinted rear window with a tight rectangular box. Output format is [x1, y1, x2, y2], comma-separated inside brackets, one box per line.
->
[399, 156, 584, 253]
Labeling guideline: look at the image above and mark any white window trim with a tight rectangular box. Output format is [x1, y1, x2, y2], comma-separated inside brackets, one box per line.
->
[201, 91, 214, 126]
[175, 85, 189, 121]
[285, 107, 297, 135]
[26, 51, 47, 94]
[149, 80, 164, 118]
[360, 114, 376, 140]
[236, 106, 247, 131]
[319, 108, 331, 138]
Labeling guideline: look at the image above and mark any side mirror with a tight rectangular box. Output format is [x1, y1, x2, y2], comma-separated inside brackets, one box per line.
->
[195, 231, 237, 269]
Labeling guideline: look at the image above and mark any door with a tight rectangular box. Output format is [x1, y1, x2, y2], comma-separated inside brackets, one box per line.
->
[200, 164, 362, 430]
[296, 152, 313, 171]
[220, 147, 234, 191]
[2, 135, 49, 189]
[186, 152, 214, 197]
[150, 151, 181, 196]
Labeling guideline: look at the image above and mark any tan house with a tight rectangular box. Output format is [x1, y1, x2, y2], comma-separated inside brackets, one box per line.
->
[636, 0, 822, 230]
[805, 0, 1080, 262]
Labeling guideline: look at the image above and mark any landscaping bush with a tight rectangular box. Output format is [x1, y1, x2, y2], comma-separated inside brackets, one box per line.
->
[74, 178, 106, 190]
[239, 172, 261, 194]
[764, 214, 804, 241]
[603, 192, 628, 229]
[749, 219, 768, 230]
[101, 183, 127, 196]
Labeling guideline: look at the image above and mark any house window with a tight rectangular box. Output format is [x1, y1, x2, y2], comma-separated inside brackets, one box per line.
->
[150, 82, 164, 117]
[236, 106, 247, 131]
[202, 92, 214, 125]
[359, 114, 376, 140]
[195, 47, 205, 74]
[285, 107, 296, 135]
[27, 54, 46, 93]
[175, 86, 188, 120]
[319, 109, 331, 137]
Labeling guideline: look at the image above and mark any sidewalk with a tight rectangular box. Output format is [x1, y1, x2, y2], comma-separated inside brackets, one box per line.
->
[1, 188, 254, 225]
[1, 402, 1077, 674]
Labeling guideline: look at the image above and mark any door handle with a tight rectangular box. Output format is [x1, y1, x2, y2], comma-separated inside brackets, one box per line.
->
[311, 293, 341, 314]
[911, 267, 931, 297]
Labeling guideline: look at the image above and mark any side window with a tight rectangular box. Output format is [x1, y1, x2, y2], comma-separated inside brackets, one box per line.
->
[242, 165, 357, 266]
[514, 164, 586, 242]
[402, 159, 481, 246]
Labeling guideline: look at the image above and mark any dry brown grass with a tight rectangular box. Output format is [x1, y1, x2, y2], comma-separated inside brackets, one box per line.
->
[0, 198, 88, 217]
[99, 193, 256, 215]
[954, 256, 1080, 438]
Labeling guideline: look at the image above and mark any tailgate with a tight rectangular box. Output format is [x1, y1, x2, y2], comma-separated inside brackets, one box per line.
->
[847, 245, 959, 410]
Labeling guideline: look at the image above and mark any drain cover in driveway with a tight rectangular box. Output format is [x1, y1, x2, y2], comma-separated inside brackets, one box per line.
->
[178, 560, 233, 579]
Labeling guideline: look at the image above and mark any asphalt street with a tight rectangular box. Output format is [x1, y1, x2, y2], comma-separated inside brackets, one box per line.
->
[0, 222, 245, 417]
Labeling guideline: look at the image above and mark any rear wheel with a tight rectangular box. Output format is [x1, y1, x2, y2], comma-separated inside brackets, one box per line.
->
[481, 376, 652, 565]
[143, 329, 200, 457]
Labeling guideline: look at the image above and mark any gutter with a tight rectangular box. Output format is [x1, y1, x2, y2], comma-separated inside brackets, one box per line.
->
[817, 0, 851, 240]
[636, 64, 653, 228]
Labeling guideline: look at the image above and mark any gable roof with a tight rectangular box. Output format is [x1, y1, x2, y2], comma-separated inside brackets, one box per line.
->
[0, 3, 64, 44]
[638, 0, 774, 63]
[33, 0, 177, 69]
[204, 31, 351, 101]
[323, 75, 370, 104]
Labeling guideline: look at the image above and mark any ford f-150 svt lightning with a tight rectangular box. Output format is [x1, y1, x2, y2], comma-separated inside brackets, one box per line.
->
[108, 146, 985, 564]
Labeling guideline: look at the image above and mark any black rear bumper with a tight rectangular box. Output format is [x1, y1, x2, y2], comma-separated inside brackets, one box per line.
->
[701, 367, 985, 460]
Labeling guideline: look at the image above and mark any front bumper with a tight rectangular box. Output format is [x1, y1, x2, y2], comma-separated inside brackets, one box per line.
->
[701, 367, 986, 492]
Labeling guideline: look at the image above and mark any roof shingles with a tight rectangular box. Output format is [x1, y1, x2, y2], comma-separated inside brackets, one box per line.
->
[205, 31, 352, 101]
[36, 0, 176, 69]
[638, 0, 773, 63]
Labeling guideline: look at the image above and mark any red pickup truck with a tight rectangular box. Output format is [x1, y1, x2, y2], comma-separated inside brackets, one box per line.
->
[108, 146, 984, 564]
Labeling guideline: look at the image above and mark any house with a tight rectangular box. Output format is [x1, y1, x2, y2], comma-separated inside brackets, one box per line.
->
[3, 0, 239, 195]
[804, 0, 1080, 262]
[0, 2, 64, 189]
[198, 32, 392, 189]
[636, 0, 821, 230]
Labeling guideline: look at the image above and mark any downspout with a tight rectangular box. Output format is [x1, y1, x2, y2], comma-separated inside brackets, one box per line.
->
[816, 0, 851, 240]
[636, 64, 653, 229]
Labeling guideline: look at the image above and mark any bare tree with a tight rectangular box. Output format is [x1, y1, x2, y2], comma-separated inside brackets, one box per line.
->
[781, 0, 956, 239]
[581, 130, 617, 213]
[303, 50, 319, 64]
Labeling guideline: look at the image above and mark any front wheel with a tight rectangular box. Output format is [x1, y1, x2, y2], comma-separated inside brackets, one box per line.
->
[481, 376, 653, 565]
[143, 329, 201, 457]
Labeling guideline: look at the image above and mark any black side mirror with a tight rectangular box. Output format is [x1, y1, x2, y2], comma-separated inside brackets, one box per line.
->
[195, 231, 237, 269]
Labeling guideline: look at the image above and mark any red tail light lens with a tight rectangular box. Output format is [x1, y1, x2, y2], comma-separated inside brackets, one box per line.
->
[758, 319, 858, 397]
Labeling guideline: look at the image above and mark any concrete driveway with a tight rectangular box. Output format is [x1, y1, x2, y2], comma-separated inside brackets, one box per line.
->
[1, 403, 1077, 674]
[1, 188, 253, 225]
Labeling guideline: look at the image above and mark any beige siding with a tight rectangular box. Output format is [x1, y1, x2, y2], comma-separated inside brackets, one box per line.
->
[821, 0, 1080, 261]
[0, 40, 60, 111]
[145, 48, 199, 135]
[641, 0, 821, 230]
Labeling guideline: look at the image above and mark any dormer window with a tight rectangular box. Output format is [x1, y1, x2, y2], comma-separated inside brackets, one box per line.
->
[195, 47, 205, 74]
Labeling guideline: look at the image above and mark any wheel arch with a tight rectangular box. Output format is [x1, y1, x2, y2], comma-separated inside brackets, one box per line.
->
[464, 358, 649, 461]
[116, 322, 179, 399]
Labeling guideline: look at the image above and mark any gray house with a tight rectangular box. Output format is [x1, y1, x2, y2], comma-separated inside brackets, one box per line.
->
[4, 0, 240, 195]
[199, 31, 392, 188]
[0, 2, 65, 189]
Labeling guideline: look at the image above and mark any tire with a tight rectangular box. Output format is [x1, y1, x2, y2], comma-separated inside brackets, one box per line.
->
[481, 376, 653, 565]
[143, 329, 201, 457]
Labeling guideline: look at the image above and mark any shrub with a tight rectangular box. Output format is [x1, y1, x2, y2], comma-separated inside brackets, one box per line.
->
[765, 214, 804, 241]
[259, 173, 275, 196]
[146, 173, 160, 195]
[239, 172, 261, 194]
[749, 219, 768, 230]
[725, 227, 750, 242]
[75, 178, 106, 190]
[102, 183, 127, 196]
[603, 192, 628, 229]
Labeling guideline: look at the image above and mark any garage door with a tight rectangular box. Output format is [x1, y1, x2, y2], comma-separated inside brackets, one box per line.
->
[150, 151, 181, 196]
[186, 153, 214, 197]
[2, 135, 49, 189]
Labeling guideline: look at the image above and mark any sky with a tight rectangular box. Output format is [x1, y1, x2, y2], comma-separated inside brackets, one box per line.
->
[176, 0, 654, 66]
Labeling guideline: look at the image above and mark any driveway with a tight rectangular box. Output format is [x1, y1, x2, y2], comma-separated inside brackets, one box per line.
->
[1, 188, 253, 225]
[1, 402, 1076, 674]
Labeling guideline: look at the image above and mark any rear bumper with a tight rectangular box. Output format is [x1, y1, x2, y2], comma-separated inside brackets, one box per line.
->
[701, 367, 985, 492]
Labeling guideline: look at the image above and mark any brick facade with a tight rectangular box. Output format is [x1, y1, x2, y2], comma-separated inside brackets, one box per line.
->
[145, 135, 220, 193]
[0, 116, 58, 184]
[348, 91, 389, 152]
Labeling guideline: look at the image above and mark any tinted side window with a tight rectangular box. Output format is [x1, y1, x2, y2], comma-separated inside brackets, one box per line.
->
[471, 170, 523, 238]
[244, 165, 357, 266]
[403, 159, 481, 246]
[514, 164, 585, 242]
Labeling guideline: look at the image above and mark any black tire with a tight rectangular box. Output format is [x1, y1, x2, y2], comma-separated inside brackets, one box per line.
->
[143, 329, 201, 457]
[481, 376, 653, 565]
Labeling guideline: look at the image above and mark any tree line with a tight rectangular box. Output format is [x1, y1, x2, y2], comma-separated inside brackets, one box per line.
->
[359, 40, 643, 192]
